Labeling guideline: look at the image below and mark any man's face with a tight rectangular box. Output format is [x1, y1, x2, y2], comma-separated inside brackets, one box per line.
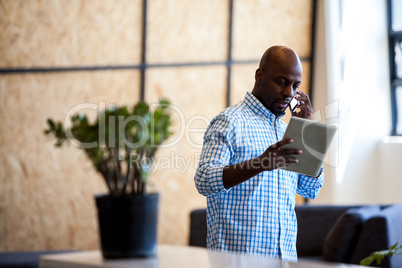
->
[254, 56, 302, 116]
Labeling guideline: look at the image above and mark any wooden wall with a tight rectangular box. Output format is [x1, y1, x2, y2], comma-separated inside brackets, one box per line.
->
[0, 0, 313, 251]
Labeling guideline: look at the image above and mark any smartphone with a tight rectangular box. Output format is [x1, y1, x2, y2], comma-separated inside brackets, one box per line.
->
[290, 98, 299, 112]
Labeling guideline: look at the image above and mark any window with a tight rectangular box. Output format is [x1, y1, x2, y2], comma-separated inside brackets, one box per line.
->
[387, 0, 402, 135]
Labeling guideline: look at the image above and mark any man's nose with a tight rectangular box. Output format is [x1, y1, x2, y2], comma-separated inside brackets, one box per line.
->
[282, 85, 293, 97]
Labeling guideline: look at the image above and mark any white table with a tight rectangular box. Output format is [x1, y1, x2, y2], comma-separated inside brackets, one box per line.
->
[39, 245, 364, 268]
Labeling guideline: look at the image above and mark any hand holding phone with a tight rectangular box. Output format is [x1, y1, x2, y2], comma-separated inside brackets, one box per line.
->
[290, 97, 300, 113]
[290, 91, 314, 120]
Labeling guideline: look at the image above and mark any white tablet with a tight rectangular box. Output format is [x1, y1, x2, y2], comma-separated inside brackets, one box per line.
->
[280, 117, 337, 177]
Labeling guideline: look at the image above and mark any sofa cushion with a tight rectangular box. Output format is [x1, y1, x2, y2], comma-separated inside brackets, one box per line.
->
[0, 251, 77, 268]
[296, 205, 360, 256]
[350, 204, 402, 267]
[322, 205, 381, 263]
[189, 209, 207, 247]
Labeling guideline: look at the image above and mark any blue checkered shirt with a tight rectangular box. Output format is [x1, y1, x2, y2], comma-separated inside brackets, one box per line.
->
[194, 92, 324, 262]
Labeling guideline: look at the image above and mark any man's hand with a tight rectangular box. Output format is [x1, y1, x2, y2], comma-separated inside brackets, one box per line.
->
[291, 90, 314, 120]
[258, 138, 302, 171]
[222, 139, 302, 189]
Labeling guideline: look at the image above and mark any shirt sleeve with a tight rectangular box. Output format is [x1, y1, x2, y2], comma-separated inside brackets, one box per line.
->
[296, 167, 324, 199]
[194, 114, 235, 196]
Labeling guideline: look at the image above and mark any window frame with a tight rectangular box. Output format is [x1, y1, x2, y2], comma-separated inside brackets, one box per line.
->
[387, 0, 402, 136]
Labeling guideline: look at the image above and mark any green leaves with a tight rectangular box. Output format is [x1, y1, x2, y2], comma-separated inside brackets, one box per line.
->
[44, 99, 173, 196]
[44, 119, 66, 146]
[360, 242, 402, 266]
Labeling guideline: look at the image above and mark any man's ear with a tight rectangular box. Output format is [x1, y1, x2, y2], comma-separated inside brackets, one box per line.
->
[255, 68, 263, 83]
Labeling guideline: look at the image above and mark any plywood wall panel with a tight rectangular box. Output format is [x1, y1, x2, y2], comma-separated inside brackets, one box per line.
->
[299, 62, 311, 96]
[145, 66, 227, 245]
[147, 0, 229, 63]
[0, 70, 140, 251]
[0, 0, 142, 68]
[230, 64, 256, 105]
[233, 0, 313, 60]
[0, 0, 315, 252]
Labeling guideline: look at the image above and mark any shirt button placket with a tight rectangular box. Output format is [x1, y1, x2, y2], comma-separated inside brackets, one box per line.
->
[278, 169, 286, 254]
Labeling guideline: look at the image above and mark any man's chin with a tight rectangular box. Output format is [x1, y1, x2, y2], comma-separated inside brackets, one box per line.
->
[271, 105, 287, 116]
[270, 109, 286, 117]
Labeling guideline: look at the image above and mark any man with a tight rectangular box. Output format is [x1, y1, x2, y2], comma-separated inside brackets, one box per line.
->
[194, 46, 324, 262]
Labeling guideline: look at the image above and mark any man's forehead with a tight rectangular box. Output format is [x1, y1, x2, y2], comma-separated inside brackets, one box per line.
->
[270, 61, 302, 78]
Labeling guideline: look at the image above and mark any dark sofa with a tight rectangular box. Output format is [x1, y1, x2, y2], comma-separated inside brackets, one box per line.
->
[189, 203, 402, 267]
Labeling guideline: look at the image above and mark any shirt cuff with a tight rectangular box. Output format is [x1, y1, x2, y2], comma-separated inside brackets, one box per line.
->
[208, 164, 229, 193]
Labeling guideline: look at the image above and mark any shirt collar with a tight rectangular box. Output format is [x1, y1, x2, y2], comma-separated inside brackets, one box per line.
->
[244, 91, 285, 121]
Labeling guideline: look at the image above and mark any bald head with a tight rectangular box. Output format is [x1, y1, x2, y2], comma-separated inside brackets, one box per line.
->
[259, 46, 302, 71]
[252, 46, 303, 116]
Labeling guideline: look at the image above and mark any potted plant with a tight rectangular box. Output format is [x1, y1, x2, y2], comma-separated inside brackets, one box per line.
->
[44, 98, 172, 259]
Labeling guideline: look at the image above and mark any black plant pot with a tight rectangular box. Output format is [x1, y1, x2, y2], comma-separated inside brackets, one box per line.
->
[95, 194, 159, 259]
